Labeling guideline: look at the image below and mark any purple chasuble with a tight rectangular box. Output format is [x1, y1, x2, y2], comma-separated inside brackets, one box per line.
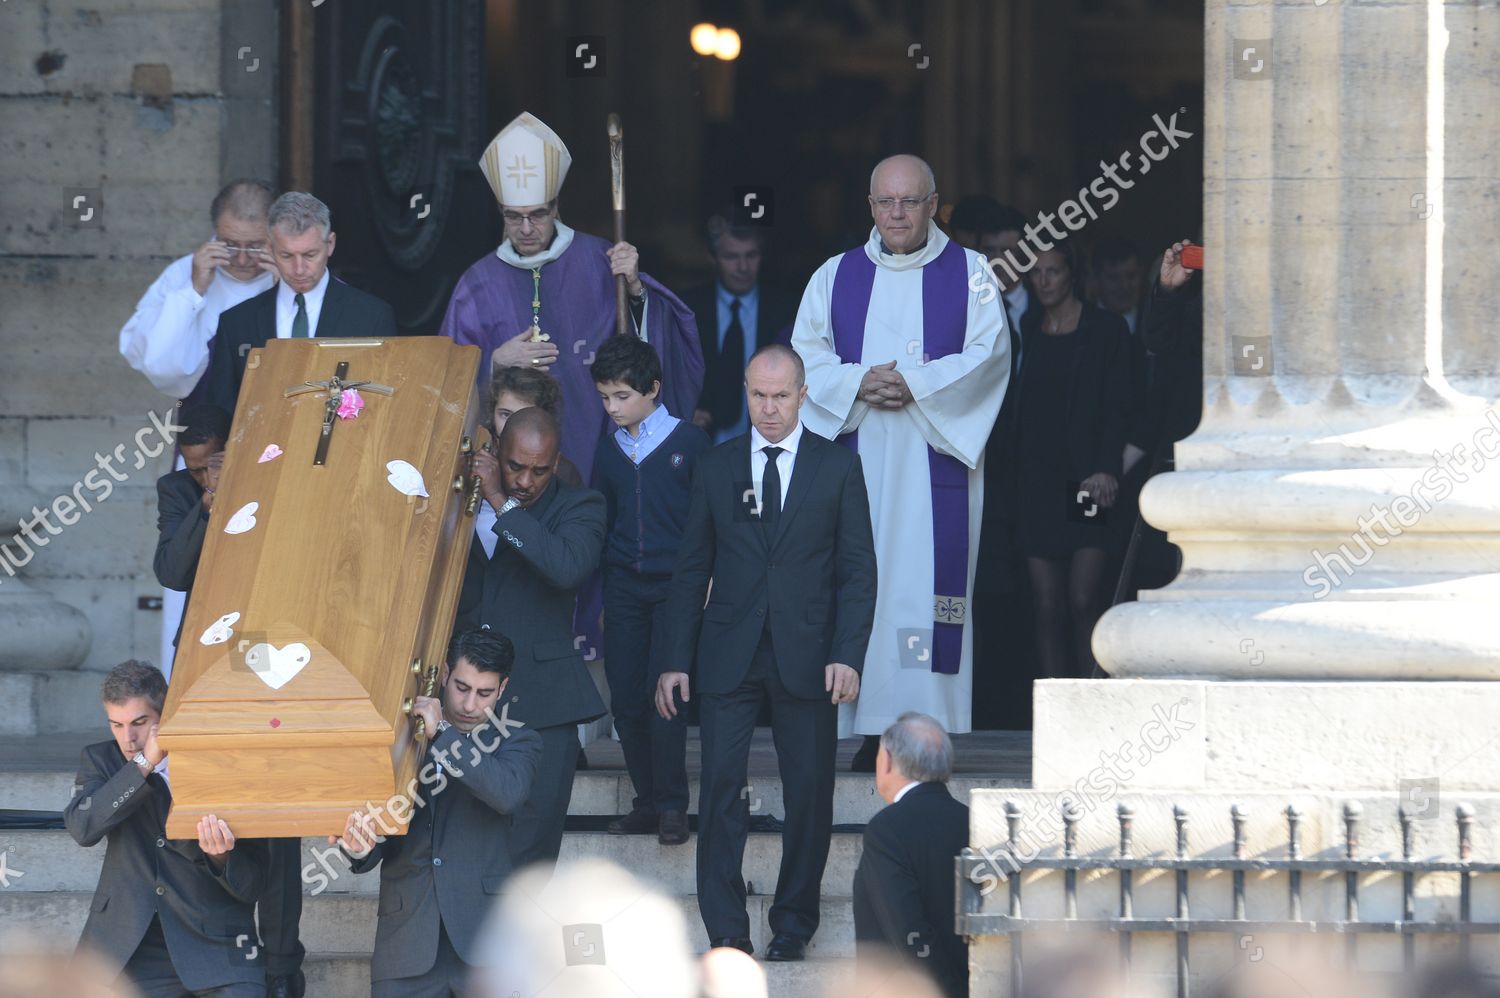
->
[829, 240, 970, 675]
[439, 230, 704, 483]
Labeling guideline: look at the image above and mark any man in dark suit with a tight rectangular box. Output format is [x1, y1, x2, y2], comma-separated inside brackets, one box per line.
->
[66, 660, 270, 997]
[456, 406, 607, 867]
[853, 711, 970, 998]
[199, 191, 398, 415]
[681, 217, 800, 444]
[153, 403, 231, 662]
[658, 344, 877, 960]
[334, 628, 543, 997]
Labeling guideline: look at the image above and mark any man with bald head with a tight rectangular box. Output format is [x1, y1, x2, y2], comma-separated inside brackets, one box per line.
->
[662, 344, 876, 959]
[791, 154, 1010, 767]
[457, 406, 607, 867]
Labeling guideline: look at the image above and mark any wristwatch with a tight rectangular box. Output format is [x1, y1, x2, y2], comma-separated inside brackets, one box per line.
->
[132, 751, 150, 774]
[497, 497, 522, 516]
[435, 719, 452, 736]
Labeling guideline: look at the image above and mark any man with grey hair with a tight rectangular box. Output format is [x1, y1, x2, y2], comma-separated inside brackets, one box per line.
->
[200, 190, 397, 415]
[852, 711, 970, 998]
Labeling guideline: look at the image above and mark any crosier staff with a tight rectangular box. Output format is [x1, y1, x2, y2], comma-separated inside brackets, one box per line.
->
[608, 113, 628, 338]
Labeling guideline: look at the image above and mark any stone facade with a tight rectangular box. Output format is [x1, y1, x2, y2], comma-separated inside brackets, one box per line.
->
[1, 0, 277, 730]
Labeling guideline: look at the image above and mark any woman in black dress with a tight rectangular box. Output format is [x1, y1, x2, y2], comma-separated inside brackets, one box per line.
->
[1013, 242, 1133, 678]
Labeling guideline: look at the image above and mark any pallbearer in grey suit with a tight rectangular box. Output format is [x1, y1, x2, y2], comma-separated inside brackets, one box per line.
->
[333, 629, 542, 998]
[66, 661, 270, 998]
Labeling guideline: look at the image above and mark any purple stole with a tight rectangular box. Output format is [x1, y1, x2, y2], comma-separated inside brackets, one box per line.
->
[829, 240, 969, 676]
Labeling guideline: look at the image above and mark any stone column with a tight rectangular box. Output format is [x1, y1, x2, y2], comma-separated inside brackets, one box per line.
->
[971, 1, 1500, 993]
[1094, 0, 1500, 683]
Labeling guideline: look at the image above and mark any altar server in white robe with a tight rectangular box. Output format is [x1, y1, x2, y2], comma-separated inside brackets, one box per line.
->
[791, 155, 1009, 764]
[118, 178, 277, 676]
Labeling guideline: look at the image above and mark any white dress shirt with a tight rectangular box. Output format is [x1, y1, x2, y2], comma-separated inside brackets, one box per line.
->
[275, 269, 330, 340]
[893, 780, 921, 803]
[749, 419, 804, 515]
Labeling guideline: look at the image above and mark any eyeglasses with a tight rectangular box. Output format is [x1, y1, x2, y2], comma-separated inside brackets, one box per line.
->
[501, 206, 556, 227]
[869, 194, 935, 214]
[219, 241, 267, 258]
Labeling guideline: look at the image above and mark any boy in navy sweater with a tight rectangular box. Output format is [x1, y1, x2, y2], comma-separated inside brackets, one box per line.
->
[591, 336, 711, 845]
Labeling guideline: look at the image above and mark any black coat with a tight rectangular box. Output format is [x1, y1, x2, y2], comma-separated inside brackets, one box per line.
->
[1015, 302, 1134, 483]
[663, 427, 877, 699]
[199, 277, 398, 415]
[347, 725, 542, 984]
[853, 782, 970, 998]
[64, 741, 270, 992]
[455, 478, 608, 730]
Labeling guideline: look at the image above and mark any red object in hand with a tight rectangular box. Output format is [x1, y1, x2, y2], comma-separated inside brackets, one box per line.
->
[1180, 244, 1204, 270]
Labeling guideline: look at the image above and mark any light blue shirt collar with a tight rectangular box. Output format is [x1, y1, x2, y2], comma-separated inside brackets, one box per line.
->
[614, 403, 680, 466]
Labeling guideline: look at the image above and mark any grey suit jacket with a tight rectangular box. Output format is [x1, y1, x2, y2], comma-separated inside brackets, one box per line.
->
[64, 741, 269, 991]
[455, 478, 608, 730]
[347, 724, 543, 983]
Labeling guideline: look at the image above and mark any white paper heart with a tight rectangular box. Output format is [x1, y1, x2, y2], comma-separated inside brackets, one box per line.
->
[199, 611, 241, 646]
[386, 460, 429, 498]
[224, 501, 259, 535]
[242, 641, 312, 690]
[258, 444, 283, 463]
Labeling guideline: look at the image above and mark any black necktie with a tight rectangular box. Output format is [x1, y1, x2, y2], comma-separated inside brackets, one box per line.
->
[719, 298, 745, 427]
[760, 445, 783, 533]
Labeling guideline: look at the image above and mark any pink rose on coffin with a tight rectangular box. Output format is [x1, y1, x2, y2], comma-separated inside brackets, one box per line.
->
[336, 388, 364, 420]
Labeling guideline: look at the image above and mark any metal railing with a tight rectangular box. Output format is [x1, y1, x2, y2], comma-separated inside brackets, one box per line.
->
[957, 799, 1492, 997]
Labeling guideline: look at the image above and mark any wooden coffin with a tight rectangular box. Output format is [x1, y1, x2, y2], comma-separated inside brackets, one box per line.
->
[159, 336, 482, 838]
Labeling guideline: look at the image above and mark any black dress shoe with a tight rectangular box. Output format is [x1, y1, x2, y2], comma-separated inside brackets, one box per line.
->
[267, 970, 306, 998]
[709, 936, 754, 955]
[658, 809, 690, 845]
[607, 808, 658, 835]
[850, 734, 879, 772]
[764, 933, 808, 961]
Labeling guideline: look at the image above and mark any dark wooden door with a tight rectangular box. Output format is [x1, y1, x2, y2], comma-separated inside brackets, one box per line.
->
[311, 0, 496, 333]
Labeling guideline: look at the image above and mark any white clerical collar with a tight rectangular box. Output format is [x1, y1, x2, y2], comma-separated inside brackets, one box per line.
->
[496, 219, 576, 269]
[864, 221, 948, 271]
[750, 419, 804, 456]
[893, 780, 922, 803]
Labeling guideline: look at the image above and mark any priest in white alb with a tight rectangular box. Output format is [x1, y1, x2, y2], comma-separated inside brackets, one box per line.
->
[791, 154, 1010, 767]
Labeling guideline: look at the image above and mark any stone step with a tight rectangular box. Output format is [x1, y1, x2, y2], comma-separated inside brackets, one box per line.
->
[0, 828, 868, 898]
[0, 766, 1025, 823]
[0, 891, 860, 960]
[299, 951, 853, 998]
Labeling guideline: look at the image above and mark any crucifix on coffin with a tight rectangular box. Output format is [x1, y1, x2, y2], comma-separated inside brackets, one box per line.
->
[284, 361, 396, 466]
